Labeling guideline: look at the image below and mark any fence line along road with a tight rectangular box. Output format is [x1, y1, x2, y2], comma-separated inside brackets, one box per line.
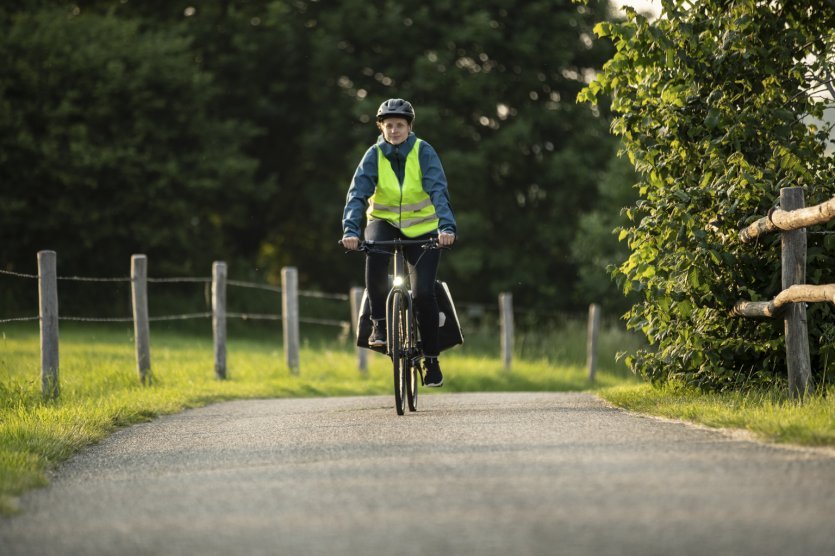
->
[733, 187, 835, 400]
[2, 251, 603, 398]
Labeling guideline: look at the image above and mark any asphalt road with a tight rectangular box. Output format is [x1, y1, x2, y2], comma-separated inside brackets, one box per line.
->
[2, 392, 835, 556]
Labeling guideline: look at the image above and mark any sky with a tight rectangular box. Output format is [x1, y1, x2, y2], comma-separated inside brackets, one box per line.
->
[610, 0, 662, 18]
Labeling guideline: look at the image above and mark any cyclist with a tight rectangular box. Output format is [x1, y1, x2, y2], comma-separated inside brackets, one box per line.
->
[341, 98, 456, 387]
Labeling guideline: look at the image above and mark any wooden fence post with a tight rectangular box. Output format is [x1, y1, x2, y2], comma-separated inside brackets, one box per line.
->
[282, 267, 300, 374]
[212, 261, 227, 380]
[780, 187, 813, 398]
[350, 287, 368, 375]
[37, 250, 60, 399]
[131, 254, 152, 385]
[587, 303, 601, 382]
[499, 292, 513, 372]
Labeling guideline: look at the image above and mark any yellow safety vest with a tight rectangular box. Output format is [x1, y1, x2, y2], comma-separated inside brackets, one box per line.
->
[367, 139, 439, 237]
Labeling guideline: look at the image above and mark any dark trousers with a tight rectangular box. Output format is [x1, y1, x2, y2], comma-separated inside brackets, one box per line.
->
[364, 219, 441, 356]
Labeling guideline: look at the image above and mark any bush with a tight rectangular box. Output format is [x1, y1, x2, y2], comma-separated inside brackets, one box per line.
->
[579, 1, 835, 390]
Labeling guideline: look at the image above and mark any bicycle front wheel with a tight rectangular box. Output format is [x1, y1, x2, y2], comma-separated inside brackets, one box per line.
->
[406, 311, 418, 411]
[390, 291, 407, 416]
[407, 359, 419, 412]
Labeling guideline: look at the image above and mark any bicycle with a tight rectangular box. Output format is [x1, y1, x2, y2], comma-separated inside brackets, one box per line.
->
[341, 237, 443, 415]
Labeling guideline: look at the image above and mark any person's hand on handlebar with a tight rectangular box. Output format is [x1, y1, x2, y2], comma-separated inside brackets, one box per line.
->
[438, 231, 455, 248]
[341, 236, 360, 251]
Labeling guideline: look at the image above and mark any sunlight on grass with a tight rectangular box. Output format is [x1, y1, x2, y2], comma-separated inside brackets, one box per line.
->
[600, 382, 835, 447]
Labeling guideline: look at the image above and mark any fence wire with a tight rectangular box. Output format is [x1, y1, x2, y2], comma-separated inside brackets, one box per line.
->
[227, 312, 281, 321]
[58, 276, 131, 283]
[59, 315, 135, 322]
[2, 265, 495, 329]
[0, 316, 40, 324]
[148, 277, 210, 284]
[150, 312, 213, 322]
[227, 280, 281, 293]
[0, 269, 38, 279]
[299, 289, 350, 301]
[300, 317, 351, 327]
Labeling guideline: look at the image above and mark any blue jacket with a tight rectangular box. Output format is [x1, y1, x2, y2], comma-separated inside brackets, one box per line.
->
[342, 132, 457, 238]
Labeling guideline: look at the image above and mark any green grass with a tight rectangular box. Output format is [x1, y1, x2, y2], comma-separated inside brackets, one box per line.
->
[0, 319, 634, 515]
[600, 381, 835, 447]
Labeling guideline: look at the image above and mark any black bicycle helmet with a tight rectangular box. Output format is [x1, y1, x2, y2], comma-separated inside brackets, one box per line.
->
[376, 98, 415, 123]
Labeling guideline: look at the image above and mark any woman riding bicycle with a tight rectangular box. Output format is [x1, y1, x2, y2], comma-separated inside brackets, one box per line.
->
[341, 98, 456, 387]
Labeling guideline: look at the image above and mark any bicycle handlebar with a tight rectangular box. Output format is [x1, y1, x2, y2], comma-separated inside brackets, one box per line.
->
[338, 237, 450, 252]
[363, 238, 439, 247]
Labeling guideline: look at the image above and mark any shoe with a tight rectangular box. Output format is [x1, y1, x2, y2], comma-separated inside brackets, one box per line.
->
[368, 319, 386, 347]
[423, 357, 444, 387]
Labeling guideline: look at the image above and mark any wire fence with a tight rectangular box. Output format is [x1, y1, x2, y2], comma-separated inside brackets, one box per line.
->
[0, 267, 351, 327]
[2, 252, 607, 398]
[0, 270, 572, 326]
[0, 251, 612, 398]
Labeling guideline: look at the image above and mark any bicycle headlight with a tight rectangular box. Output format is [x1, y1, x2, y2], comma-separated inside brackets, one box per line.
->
[393, 275, 405, 287]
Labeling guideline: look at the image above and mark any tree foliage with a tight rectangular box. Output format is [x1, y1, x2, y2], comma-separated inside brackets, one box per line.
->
[0, 6, 259, 277]
[1, 1, 621, 313]
[579, 0, 835, 389]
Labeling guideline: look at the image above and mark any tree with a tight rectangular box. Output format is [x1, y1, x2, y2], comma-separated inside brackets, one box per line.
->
[2, 1, 621, 315]
[302, 0, 618, 307]
[0, 6, 258, 281]
[579, 0, 835, 389]
[570, 154, 639, 314]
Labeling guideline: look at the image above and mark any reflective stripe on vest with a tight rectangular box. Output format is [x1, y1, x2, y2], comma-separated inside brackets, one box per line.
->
[367, 139, 439, 237]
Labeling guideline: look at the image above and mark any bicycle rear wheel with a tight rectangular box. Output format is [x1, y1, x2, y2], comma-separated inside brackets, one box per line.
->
[390, 291, 407, 416]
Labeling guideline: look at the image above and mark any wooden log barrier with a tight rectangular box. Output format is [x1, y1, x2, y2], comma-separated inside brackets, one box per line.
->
[739, 195, 835, 243]
[733, 284, 835, 318]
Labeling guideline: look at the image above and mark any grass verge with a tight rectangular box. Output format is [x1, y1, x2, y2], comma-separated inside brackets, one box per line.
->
[599, 382, 835, 448]
[0, 321, 631, 515]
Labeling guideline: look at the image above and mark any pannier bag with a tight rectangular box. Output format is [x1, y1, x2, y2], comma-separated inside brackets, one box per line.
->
[356, 281, 464, 353]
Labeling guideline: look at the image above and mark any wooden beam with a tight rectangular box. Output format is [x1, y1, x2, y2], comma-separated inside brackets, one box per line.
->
[38, 250, 60, 399]
[212, 261, 227, 380]
[775, 284, 835, 307]
[780, 188, 813, 399]
[499, 292, 513, 372]
[734, 284, 835, 318]
[282, 267, 300, 374]
[738, 195, 835, 243]
[131, 254, 152, 385]
[732, 300, 780, 318]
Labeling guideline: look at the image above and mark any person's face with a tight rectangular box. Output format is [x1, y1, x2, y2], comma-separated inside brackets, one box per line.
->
[379, 117, 410, 145]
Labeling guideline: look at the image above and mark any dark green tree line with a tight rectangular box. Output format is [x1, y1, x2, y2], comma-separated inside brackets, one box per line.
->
[1, 1, 625, 313]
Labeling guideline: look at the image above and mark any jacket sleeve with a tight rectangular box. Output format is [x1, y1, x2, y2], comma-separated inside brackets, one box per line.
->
[342, 146, 378, 238]
[419, 141, 457, 235]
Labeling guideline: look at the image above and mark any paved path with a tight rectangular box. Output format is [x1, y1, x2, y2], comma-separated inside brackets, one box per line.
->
[2, 392, 835, 555]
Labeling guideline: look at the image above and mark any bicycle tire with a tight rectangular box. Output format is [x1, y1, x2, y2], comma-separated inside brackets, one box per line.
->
[391, 291, 407, 416]
[407, 361, 419, 412]
[406, 305, 419, 412]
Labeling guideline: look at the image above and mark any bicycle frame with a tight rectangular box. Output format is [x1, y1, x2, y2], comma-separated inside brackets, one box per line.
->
[358, 237, 439, 414]
[384, 247, 416, 356]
